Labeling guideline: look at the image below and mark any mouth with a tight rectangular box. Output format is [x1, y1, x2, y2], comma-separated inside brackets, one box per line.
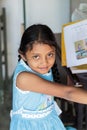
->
[38, 65, 50, 71]
[39, 67, 48, 70]
[38, 65, 52, 73]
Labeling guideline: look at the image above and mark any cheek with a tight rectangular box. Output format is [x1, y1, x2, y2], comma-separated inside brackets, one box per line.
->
[27, 61, 37, 68]
[52, 59, 56, 65]
[51, 58, 56, 64]
[48, 59, 55, 68]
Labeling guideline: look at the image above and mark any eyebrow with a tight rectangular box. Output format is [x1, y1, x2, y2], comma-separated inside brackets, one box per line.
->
[31, 50, 55, 55]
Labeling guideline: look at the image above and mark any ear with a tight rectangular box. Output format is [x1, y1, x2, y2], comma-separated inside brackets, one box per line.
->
[20, 54, 27, 61]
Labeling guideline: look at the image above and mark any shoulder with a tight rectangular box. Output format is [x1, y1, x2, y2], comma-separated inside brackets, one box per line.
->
[13, 59, 31, 78]
[16, 70, 44, 91]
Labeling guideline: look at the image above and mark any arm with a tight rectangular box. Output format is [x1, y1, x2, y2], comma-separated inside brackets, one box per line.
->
[16, 72, 87, 104]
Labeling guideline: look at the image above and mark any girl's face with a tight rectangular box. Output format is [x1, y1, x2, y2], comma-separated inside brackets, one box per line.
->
[22, 43, 56, 74]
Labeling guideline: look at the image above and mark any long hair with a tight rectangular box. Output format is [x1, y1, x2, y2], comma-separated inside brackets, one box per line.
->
[18, 24, 61, 83]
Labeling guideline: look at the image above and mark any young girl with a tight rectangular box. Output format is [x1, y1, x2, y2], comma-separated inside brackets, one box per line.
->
[10, 24, 87, 130]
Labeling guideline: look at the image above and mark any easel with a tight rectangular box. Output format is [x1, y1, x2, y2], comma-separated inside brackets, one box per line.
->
[62, 19, 87, 129]
[55, 33, 87, 130]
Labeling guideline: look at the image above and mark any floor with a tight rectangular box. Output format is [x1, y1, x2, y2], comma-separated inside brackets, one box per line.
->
[0, 90, 11, 130]
[0, 106, 10, 130]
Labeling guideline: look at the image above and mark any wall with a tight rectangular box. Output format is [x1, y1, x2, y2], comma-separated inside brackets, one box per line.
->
[0, 0, 23, 77]
[70, 0, 87, 14]
[0, 0, 70, 77]
[25, 0, 70, 33]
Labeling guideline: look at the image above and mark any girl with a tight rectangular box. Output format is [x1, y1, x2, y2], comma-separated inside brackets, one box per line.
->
[10, 24, 87, 130]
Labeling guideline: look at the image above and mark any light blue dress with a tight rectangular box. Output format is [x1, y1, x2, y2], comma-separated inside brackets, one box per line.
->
[10, 59, 76, 130]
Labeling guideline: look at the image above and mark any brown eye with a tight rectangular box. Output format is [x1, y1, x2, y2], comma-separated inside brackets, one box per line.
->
[47, 53, 55, 58]
[32, 55, 40, 60]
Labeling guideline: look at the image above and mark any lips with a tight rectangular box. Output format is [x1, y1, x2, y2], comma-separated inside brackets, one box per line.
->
[39, 67, 48, 70]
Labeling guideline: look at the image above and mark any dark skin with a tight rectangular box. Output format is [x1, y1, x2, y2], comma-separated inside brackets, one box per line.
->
[17, 71, 87, 104]
[17, 43, 87, 105]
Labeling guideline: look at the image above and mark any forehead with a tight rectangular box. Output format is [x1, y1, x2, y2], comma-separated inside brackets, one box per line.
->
[30, 43, 55, 52]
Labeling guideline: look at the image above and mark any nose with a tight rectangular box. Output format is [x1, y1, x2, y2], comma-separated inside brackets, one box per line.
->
[39, 57, 48, 65]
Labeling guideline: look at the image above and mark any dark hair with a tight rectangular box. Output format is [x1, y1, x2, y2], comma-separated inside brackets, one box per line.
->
[18, 24, 60, 83]
[18, 24, 57, 54]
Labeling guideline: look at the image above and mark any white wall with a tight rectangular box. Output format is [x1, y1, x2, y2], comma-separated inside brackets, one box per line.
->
[0, 0, 22, 77]
[0, 0, 70, 77]
[25, 0, 70, 33]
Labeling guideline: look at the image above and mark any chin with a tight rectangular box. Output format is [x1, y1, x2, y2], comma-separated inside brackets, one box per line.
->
[38, 70, 50, 74]
[33, 67, 51, 74]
